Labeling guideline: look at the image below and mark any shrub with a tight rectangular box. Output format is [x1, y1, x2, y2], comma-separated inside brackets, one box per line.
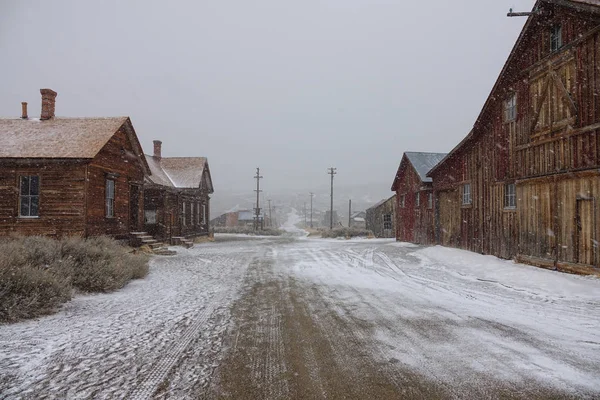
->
[0, 236, 72, 322]
[61, 236, 150, 293]
[320, 227, 374, 238]
[0, 235, 149, 323]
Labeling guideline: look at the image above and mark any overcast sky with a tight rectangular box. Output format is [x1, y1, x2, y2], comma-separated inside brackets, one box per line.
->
[0, 0, 536, 194]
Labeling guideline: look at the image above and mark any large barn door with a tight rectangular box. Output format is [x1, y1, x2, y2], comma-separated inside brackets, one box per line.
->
[576, 197, 596, 266]
[438, 189, 460, 247]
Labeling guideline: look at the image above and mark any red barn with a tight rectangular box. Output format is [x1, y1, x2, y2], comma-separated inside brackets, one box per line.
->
[0, 89, 149, 239]
[391, 152, 446, 244]
[428, 0, 600, 274]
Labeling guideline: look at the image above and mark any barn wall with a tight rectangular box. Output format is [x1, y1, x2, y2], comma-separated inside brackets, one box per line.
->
[366, 196, 396, 238]
[0, 161, 87, 237]
[394, 160, 435, 245]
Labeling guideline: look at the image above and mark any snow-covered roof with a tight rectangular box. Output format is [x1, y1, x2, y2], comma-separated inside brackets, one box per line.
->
[146, 155, 213, 192]
[0, 117, 128, 158]
[404, 152, 447, 183]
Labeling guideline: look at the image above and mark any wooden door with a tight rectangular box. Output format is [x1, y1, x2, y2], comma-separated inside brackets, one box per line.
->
[438, 189, 460, 247]
[130, 184, 140, 231]
[576, 198, 596, 266]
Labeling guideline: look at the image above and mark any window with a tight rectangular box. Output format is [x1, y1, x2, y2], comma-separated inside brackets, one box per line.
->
[550, 24, 562, 52]
[145, 209, 157, 224]
[505, 183, 516, 209]
[202, 204, 207, 224]
[19, 176, 40, 217]
[504, 93, 517, 122]
[182, 202, 186, 226]
[400, 194, 405, 208]
[415, 192, 420, 207]
[427, 192, 433, 209]
[462, 183, 472, 205]
[383, 214, 392, 230]
[105, 179, 115, 217]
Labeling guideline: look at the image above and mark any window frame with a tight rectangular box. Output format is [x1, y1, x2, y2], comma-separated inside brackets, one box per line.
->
[400, 194, 406, 208]
[504, 93, 517, 122]
[427, 192, 433, 209]
[105, 178, 115, 218]
[550, 24, 563, 52]
[462, 183, 472, 206]
[383, 214, 392, 230]
[415, 192, 420, 208]
[504, 183, 517, 209]
[19, 175, 40, 218]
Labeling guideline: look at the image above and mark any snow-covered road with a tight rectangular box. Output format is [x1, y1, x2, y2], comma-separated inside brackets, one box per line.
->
[1, 215, 599, 398]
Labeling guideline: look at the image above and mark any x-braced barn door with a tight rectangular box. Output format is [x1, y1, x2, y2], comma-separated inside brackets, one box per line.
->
[575, 197, 596, 266]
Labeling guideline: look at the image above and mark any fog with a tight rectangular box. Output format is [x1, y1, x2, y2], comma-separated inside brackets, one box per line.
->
[0, 0, 534, 199]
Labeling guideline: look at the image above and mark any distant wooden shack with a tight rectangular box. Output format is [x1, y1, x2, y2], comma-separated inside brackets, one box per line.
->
[0, 89, 149, 238]
[391, 152, 446, 244]
[144, 141, 213, 242]
[428, 0, 600, 274]
[366, 195, 396, 238]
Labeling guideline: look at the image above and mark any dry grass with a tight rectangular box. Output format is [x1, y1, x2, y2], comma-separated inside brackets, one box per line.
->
[0, 236, 149, 323]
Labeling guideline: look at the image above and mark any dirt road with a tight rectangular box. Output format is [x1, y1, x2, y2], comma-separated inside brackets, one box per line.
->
[1, 220, 599, 399]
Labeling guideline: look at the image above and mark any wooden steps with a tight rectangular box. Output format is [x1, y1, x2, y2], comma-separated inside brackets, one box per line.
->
[129, 232, 176, 256]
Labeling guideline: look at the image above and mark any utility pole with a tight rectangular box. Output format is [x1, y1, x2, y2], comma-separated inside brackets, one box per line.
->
[348, 199, 352, 228]
[304, 202, 307, 226]
[309, 192, 314, 228]
[327, 167, 337, 229]
[254, 168, 263, 231]
[267, 199, 272, 228]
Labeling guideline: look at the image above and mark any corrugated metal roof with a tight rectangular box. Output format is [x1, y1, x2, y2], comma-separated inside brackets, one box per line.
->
[0, 117, 128, 158]
[405, 152, 447, 183]
[146, 155, 211, 190]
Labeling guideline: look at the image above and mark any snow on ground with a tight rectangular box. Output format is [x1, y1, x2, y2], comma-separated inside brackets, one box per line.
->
[0, 241, 254, 398]
[1, 212, 599, 398]
[278, 236, 600, 396]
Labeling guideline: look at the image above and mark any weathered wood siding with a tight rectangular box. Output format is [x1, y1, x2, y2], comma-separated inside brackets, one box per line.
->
[394, 159, 435, 245]
[428, 3, 600, 272]
[0, 161, 87, 237]
[366, 196, 396, 238]
[86, 125, 145, 238]
[144, 188, 210, 241]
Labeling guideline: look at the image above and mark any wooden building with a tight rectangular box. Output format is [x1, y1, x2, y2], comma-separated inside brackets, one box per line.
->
[391, 152, 446, 244]
[428, 0, 600, 274]
[144, 140, 213, 242]
[0, 89, 149, 239]
[366, 195, 396, 238]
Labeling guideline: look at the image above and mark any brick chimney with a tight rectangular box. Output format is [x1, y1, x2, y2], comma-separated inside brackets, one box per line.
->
[153, 140, 162, 160]
[21, 102, 28, 119]
[40, 88, 57, 120]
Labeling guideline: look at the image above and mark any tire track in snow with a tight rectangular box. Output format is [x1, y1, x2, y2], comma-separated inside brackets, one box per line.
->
[128, 293, 226, 400]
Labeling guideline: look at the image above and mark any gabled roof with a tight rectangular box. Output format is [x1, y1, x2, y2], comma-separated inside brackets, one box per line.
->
[367, 194, 396, 211]
[0, 117, 128, 158]
[391, 152, 447, 190]
[428, 0, 600, 177]
[405, 152, 447, 183]
[146, 155, 214, 192]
